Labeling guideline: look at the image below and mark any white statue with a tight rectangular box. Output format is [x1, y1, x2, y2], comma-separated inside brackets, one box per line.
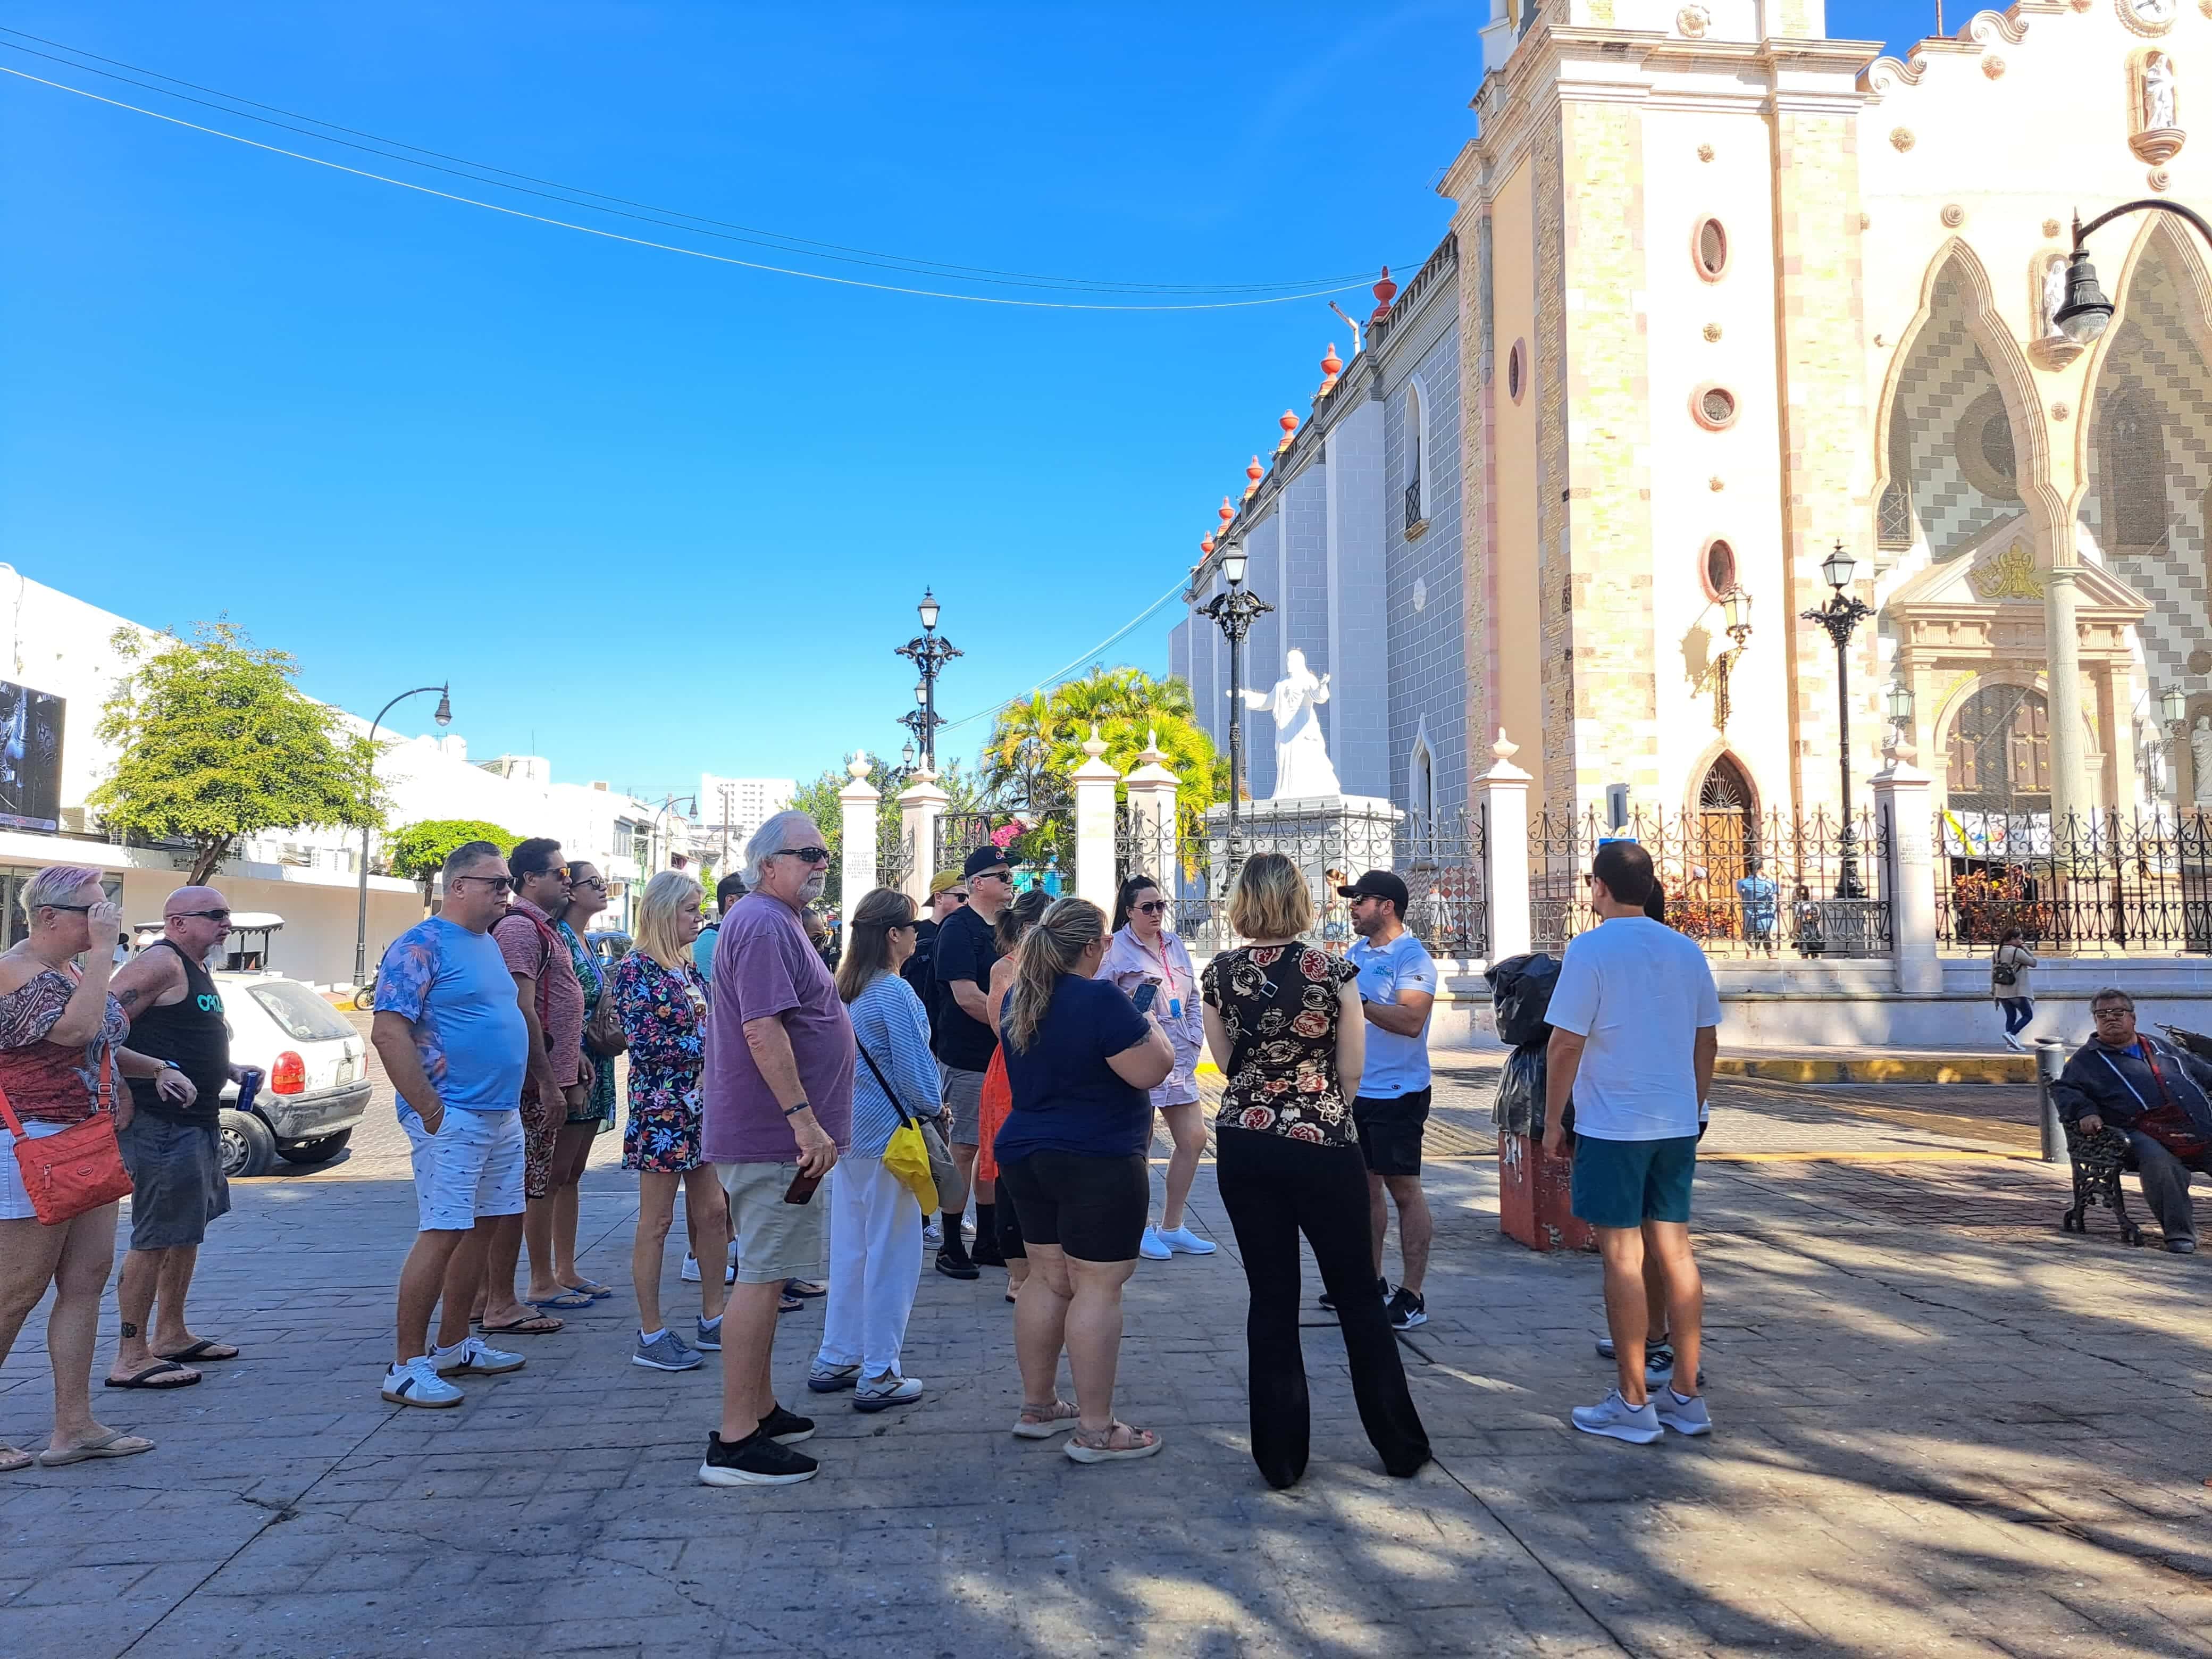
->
[2144, 53, 2176, 133]
[2042, 254, 2069, 339]
[2192, 714, 2212, 806]
[1239, 648, 1340, 799]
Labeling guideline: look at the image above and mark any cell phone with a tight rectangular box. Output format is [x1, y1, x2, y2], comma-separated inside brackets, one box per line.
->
[236, 1069, 262, 1115]
[783, 1169, 823, 1205]
[1131, 982, 1159, 1014]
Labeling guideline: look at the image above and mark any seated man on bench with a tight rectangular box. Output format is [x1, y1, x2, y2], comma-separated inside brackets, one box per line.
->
[2051, 988, 2212, 1255]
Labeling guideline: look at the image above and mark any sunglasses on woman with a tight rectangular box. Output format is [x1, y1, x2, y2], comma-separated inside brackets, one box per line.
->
[1134, 900, 1169, 916]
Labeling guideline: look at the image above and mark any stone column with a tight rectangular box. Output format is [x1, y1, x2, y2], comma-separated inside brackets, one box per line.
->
[837, 753, 879, 915]
[1475, 731, 1534, 962]
[1870, 755, 1939, 994]
[1071, 725, 1122, 912]
[1120, 728, 1182, 884]
[896, 770, 949, 907]
[2044, 560, 2092, 821]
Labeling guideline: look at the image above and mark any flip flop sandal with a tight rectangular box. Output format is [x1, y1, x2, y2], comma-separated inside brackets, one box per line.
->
[1012, 1399, 1081, 1439]
[783, 1279, 827, 1298]
[559, 1281, 614, 1300]
[0, 1445, 30, 1473]
[105, 1360, 201, 1390]
[1065, 1422, 1163, 1463]
[38, 1431, 155, 1467]
[156, 1339, 239, 1363]
[777, 1292, 804, 1314]
[525, 1291, 594, 1310]
[479, 1313, 564, 1335]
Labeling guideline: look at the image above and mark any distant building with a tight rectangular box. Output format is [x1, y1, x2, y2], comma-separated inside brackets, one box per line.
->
[699, 774, 796, 866]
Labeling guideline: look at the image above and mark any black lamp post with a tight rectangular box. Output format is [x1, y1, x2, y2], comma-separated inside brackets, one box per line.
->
[1198, 544, 1273, 877]
[354, 682, 450, 987]
[1802, 543, 1875, 898]
[894, 588, 959, 772]
[2055, 199, 2212, 345]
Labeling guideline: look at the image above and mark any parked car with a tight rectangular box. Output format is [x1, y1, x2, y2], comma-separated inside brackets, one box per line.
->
[212, 973, 372, 1177]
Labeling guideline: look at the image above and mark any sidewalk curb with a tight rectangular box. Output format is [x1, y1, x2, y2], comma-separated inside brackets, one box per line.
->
[1715, 1054, 2033, 1085]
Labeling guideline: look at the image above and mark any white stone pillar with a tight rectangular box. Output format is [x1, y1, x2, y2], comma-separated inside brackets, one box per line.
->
[1071, 725, 1122, 912]
[1475, 731, 1533, 962]
[1120, 728, 1182, 884]
[2045, 554, 2092, 822]
[1870, 755, 1939, 994]
[896, 770, 949, 908]
[837, 753, 879, 916]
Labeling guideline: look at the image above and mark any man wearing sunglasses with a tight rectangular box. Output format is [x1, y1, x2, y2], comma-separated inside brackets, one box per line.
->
[928, 846, 1018, 1278]
[102, 886, 255, 1390]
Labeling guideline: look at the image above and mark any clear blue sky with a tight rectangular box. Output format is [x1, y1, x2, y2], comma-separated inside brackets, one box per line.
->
[0, 1, 1935, 803]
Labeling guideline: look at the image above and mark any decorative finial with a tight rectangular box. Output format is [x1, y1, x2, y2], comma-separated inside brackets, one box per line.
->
[1218, 497, 1235, 525]
[1201, 533, 1215, 555]
[1279, 409, 1299, 436]
[1321, 342, 1342, 382]
[1246, 456, 1264, 484]
[1492, 730, 1519, 765]
[1370, 265, 1397, 323]
[1083, 723, 1109, 758]
[848, 751, 872, 780]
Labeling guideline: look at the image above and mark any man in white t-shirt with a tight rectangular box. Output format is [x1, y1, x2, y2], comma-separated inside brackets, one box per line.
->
[1542, 840, 1718, 1445]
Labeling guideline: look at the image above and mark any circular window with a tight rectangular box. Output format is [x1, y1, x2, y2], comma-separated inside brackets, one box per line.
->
[1953, 387, 2020, 500]
[1691, 384, 1739, 431]
[1507, 340, 1527, 404]
[1694, 217, 1729, 281]
[1703, 538, 1737, 598]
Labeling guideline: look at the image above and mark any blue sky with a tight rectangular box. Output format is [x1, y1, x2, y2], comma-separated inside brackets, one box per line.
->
[0, 1, 1934, 803]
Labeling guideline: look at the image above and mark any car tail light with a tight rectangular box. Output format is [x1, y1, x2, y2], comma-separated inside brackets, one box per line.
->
[272, 1051, 307, 1094]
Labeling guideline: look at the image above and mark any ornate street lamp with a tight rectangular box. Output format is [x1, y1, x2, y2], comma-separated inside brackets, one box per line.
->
[894, 589, 959, 771]
[1886, 680, 1915, 747]
[2056, 199, 2212, 344]
[354, 682, 450, 987]
[1708, 585, 1754, 732]
[1802, 543, 1876, 898]
[1199, 543, 1272, 878]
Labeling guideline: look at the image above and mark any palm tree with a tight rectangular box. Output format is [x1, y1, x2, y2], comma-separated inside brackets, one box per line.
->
[981, 667, 1217, 844]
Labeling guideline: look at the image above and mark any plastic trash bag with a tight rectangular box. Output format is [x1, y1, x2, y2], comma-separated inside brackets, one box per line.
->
[1486, 952, 1562, 1049]
[1494, 1041, 1547, 1138]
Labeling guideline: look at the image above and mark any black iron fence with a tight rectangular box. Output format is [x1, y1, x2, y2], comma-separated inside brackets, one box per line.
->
[1530, 806, 1893, 959]
[1934, 809, 2212, 953]
[876, 812, 915, 894]
[936, 809, 1075, 894]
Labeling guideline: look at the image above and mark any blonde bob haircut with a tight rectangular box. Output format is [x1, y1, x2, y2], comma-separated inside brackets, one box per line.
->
[635, 869, 705, 971]
[1226, 851, 1313, 941]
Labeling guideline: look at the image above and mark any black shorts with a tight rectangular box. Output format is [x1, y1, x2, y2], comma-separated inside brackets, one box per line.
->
[996, 1151, 1147, 1263]
[995, 1191, 1028, 1261]
[1353, 1088, 1432, 1178]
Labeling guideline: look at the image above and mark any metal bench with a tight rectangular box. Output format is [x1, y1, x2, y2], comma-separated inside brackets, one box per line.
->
[2060, 1120, 2145, 1246]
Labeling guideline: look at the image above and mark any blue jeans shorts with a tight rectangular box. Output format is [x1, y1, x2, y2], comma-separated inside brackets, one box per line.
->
[1570, 1133, 1698, 1229]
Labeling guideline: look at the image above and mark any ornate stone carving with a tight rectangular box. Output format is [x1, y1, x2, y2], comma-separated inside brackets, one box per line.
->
[1941, 204, 1966, 228]
[1697, 143, 1715, 162]
[1983, 55, 2007, 78]
[2132, 52, 2183, 161]
[2052, 400, 2072, 421]
[2151, 165, 2175, 189]
[1709, 476, 1725, 491]
[2122, 0, 2179, 35]
[1678, 4, 1711, 35]
[1703, 322, 1723, 341]
[2043, 218, 2064, 238]
[1891, 127, 1916, 152]
[1971, 542, 2045, 601]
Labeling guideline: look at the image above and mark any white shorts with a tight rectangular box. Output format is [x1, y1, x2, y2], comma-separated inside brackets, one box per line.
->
[401, 1107, 525, 1233]
[0, 1121, 70, 1221]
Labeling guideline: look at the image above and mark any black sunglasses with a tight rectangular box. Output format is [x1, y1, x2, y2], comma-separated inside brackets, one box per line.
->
[172, 909, 232, 923]
[40, 903, 95, 914]
[1134, 900, 1169, 916]
[454, 875, 516, 894]
[777, 847, 832, 865]
[568, 875, 606, 890]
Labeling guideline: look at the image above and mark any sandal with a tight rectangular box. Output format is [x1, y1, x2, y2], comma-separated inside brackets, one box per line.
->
[479, 1313, 563, 1335]
[525, 1291, 594, 1311]
[1065, 1421, 1163, 1463]
[104, 1360, 201, 1390]
[1011, 1398, 1081, 1439]
[38, 1430, 155, 1467]
[558, 1280, 613, 1301]
[777, 1291, 803, 1314]
[0, 1445, 30, 1473]
[155, 1338, 239, 1363]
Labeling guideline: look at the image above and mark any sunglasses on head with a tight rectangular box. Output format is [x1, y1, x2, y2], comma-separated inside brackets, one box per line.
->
[777, 847, 832, 865]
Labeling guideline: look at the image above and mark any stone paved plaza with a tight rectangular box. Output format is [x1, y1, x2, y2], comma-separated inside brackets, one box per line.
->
[4, 1044, 2212, 1657]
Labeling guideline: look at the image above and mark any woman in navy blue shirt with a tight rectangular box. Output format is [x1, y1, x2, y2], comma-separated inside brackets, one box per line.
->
[996, 898, 1174, 1463]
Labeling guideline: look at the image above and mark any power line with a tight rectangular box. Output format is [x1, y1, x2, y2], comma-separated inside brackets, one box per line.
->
[0, 30, 1396, 300]
[935, 576, 1190, 736]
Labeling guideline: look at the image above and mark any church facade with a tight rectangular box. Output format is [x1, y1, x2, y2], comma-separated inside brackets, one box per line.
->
[1175, 0, 2212, 839]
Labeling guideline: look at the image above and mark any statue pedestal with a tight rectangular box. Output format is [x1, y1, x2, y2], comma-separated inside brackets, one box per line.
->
[1203, 795, 1402, 946]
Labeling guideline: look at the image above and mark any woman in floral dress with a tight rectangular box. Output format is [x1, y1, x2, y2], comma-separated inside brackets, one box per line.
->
[1200, 852, 1430, 1491]
[612, 871, 730, 1372]
[544, 862, 617, 1300]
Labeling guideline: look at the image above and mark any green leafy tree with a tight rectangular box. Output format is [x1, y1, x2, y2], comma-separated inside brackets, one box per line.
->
[980, 667, 1218, 843]
[788, 768, 850, 908]
[383, 819, 520, 906]
[89, 622, 383, 886]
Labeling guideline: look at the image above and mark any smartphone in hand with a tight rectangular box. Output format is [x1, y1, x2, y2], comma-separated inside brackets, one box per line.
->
[1131, 981, 1159, 1015]
[783, 1169, 823, 1205]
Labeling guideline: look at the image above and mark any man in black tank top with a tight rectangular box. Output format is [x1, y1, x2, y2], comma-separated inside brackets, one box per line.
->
[104, 887, 247, 1390]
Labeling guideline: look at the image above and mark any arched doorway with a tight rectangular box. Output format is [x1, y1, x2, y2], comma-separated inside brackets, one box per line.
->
[1694, 752, 1760, 878]
[1946, 684, 2050, 814]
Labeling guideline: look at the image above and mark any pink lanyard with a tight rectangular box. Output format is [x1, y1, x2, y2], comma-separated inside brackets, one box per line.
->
[1139, 934, 1180, 1002]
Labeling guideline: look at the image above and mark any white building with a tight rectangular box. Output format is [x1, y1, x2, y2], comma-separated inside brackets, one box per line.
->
[0, 568, 684, 986]
[698, 774, 795, 869]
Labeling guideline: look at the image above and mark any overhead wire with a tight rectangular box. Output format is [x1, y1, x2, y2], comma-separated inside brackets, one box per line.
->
[0, 31, 1398, 301]
[934, 575, 1191, 737]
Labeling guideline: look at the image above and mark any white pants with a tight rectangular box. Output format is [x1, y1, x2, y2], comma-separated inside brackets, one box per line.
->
[815, 1155, 923, 1378]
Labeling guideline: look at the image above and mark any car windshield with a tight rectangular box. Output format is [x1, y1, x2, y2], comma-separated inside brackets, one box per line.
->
[249, 981, 354, 1043]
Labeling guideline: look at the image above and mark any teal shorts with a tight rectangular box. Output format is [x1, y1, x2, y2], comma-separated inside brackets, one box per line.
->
[1570, 1133, 1698, 1229]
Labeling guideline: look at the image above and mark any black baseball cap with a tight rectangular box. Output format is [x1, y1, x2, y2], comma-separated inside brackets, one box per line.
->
[1337, 869, 1409, 912]
[963, 845, 1013, 879]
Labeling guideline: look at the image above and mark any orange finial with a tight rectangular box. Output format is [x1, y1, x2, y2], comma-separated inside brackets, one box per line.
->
[1370, 265, 1397, 323]
[1218, 497, 1235, 525]
[1246, 455, 1264, 483]
[1321, 342, 1342, 380]
[1201, 533, 1215, 555]
[1279, 409, 1299, 435]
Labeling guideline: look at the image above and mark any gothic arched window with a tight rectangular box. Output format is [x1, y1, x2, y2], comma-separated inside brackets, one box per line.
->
[2101, 384, 2170, 556]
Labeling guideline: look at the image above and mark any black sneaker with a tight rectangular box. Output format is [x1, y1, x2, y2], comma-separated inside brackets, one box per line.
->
[1386, 1287, 1428, 1329]
[759, 1403, 816, 1445]
[699, 1429, 817, 1487]
[1320, 1276, 1391, 1315]
[1644, 1343, 1705, 1388]
[970, 1237, 1006, 1269]
[935, 1249, 981, 1281]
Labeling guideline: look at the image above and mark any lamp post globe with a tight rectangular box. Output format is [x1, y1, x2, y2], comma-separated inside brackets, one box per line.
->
[895, 591, 960, 772]
[918, 588, 940, 632]
[1800, 542, 1875, 898]
[2055, 247, 2115, 345]
[1199, 541, 1272, 881]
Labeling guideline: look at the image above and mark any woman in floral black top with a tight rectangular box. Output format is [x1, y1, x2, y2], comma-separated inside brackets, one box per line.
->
[1201, 853, 1430, 1489]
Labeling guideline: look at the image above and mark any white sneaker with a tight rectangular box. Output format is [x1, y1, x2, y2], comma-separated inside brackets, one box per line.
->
[1155, 1225, 1217, 1256]
[431, 1335, 525, 1376]
[381, 1355, 464, 1409]
[1138, 1225, 1173, 1261]
[1652, 1389, 1712, 1437]
[923, 1220, 943, 1248]
[853, 1372, 925, 1413]
[1571, 1388, 1661, 1444]
[681, 1253, 701, 1283]
[2002, 1034, 2026, 1053]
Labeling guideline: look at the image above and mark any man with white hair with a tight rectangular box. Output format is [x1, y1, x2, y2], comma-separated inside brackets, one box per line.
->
[698, 810, 852, 1486]
[103, 886, 254, 1390]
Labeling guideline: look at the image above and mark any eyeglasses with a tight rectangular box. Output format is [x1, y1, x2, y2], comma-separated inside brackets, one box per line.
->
[2093, 1005, 2134, 1019]
[453, 875, 516, 894]
[777, 847, 832, 865]
[950, 890, 969, 902]
[40, 903, 94, 914]
[1134, 900, 1169, 916]
[171, 909, 231, 923]
[568, 875, 606, 890]
[975, 869, 1012, 884]
[891, 920, 918, 934]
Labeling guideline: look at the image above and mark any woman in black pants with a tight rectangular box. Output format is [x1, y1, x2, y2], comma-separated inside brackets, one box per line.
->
[1201, 853, 1431, 1489]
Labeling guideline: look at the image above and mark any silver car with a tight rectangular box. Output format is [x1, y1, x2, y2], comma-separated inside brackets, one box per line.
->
[213, 975, 372, 1177]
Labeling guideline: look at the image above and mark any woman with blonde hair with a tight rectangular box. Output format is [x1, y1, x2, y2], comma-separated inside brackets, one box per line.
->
[806, 886, 938, 1412]
[0, 867, 199, 1467]
[611, 870, 729, 1373]
[977, 888, 1053, 1302]
[994, 898, 1175, 1462]
[1200, 852, 1430, 1489]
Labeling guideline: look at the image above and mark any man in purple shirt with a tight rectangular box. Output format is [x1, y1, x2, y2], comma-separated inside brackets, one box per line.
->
[698, 809, 854, 1488]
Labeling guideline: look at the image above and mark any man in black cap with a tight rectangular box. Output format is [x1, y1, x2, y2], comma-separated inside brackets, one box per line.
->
[928, 844, 1016, 1278]
[1340, 869, 1438, 1331]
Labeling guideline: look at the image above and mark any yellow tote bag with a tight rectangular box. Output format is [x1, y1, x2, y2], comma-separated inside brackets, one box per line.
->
[859, 1040, 940, 1213]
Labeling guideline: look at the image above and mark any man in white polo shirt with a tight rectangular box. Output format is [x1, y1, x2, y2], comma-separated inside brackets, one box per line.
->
[1542, 840, 1717, 1444]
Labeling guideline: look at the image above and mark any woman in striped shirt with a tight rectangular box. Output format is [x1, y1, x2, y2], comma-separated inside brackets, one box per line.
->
[807, 887, 943, 1413]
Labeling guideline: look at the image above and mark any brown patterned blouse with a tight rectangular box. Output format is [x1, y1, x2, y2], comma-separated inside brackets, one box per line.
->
[1200, 943, 1360, 1146]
